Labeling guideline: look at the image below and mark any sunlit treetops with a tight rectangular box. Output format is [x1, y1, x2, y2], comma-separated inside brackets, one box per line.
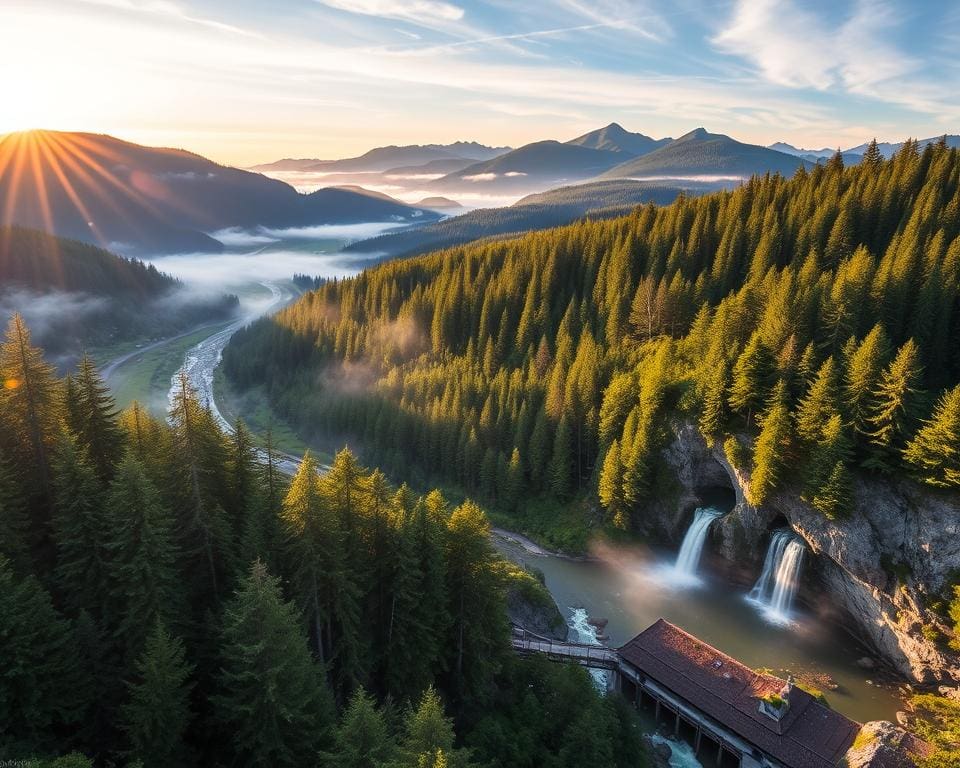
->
[225, 139, 960, 528]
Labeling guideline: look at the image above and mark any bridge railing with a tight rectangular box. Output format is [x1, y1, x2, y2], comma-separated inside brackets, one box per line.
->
[510, 626, 619, 668]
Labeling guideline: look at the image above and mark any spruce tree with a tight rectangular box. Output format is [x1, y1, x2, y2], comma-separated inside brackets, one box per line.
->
[749, 396, 792, 506]
[330, 689, 396, 768]
[0, 556, 85, 755]
[728, 333, 774, 427]
[864, 339, 926, 471]
[214, 560, 334, 767]
[120, 622, 194, 768]
[401, 687, 456, 765]
[699, 360, 729, 443]
[0, 314, 59, 502]
[844, 324, 891, 437]
[598, 440, 627, 529]
[904, 384, 960, 488]
[51, 438, 110, 620]
[103, 455, 180, 658]
[547, 416, 573, 499]
[72, 355, 124, 481]
[445, 502, 505, 706]
[795, 357, 840, 444]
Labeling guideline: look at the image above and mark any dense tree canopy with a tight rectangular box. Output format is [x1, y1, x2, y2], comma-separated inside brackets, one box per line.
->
[0, 315, 636, 765]
[225, 140, 960, 537]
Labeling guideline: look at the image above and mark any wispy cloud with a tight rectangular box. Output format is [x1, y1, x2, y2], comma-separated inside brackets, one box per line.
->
[78, 0, 261, 36]
[316, 0, 464, 24]
[712, 0, 954, 119]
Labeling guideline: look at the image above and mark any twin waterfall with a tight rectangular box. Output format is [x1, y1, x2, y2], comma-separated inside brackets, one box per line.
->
[671, 510, 806, 625]
[673, 507, 723, 581]
[748, 530, 805, 624]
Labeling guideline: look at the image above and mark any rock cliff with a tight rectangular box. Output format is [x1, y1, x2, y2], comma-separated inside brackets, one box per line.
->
[649, 423, 960, 685]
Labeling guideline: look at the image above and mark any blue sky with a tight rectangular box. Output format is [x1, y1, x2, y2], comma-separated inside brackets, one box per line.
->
[2, 0, 958, 164]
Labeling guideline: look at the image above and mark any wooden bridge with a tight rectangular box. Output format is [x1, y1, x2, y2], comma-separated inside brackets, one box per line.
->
[510, 625, 620, 670]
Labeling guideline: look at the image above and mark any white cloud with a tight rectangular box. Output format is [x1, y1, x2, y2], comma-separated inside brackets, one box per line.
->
[504, 171, 527, 177]
[317, 0, 464, 23]
[711, 0, 938, 116]
[463, 172, 498, 181]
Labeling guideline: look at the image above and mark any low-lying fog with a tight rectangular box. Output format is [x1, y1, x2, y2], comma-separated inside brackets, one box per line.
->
[147, 224, 399, 290]
[265, 171, 524, 209]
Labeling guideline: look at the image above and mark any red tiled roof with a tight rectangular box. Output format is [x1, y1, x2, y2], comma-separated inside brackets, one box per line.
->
[618, 619, 860, 768]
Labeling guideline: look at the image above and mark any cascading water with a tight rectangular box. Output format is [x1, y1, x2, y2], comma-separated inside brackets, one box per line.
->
[748, 530, 806, 624]
[671, 507, 723, 583]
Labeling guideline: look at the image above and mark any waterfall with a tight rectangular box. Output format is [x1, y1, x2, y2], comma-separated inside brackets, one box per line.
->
[673, 507, 722, 580]
[748, 530, 805, 624]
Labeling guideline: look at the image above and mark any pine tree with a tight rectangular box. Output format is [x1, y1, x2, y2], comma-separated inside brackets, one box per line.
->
[812, 461, 853, 520]
[0, 314, 59, 501]
[72, 355, 123, 481]
[548, 415, 573, 499]
[862, 138, 883, 168]
[749, 397, 792, 506]
[864, 339, 926, 471]
[330, 689, 396, 768]
[445, 502, 505, 706]
[282, 452, 343, 666]
[598, 440, 627, 528]
[503, 447, 524, 512]
[120, 622, 194, 768]
[903, 384, 960, 488]
[0, 556, 85, 755]
[844, 324, 891, 437]
[214, 560, 334, 767]
[795, 357, 840, 443]
[103, 455, 180, 658]
[728, 334, 774, 427]
[699, 360, 729, 443]
[401, 687, 456, 765]
[51, 437, 109, 620]
[168, 372, 231, 602]
[385, 498, 448, 702]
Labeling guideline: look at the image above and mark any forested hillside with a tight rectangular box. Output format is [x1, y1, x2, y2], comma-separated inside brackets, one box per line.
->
[225, 139, 960, 541]
[0, 226, 236, 359]
[0, 315, 644, 767]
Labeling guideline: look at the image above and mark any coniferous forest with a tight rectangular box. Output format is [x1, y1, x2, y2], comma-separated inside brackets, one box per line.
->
[0, 315, 645, 766]
[226, 141, 960, 535]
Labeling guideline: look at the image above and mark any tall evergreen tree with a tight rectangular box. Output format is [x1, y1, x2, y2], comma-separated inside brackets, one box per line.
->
[71, 356, 123, 481]
[120, 621, 194, 768]
[864, 339, 926, 471]
[214, 560, 334, 767]
[103, 455, 180, 658]
[51, 438, 109, 620]
[329, 689, 396, 768]
[904, 384, 960, 488]
[0, 556, 85, 755]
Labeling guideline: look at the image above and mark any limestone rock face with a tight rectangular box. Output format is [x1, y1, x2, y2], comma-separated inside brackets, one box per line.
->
[652, 422, 960, 684]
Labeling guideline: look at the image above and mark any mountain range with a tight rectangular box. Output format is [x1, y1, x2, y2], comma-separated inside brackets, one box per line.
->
[0, 130, 440, 254]
[249, 141, 511, 174]
[770, 134, 960, 163]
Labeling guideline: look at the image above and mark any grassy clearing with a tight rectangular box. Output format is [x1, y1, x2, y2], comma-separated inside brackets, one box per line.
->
[214, 370, 333, 463]
[105, 324, 230, 416]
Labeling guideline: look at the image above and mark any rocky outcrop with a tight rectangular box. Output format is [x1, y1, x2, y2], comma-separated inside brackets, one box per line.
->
[843, 720, 932, 768]
[505, 579, 569, 641]
[650, 423, 960, 685]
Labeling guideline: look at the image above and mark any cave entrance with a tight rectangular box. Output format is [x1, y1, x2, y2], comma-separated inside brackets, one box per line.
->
[695, 484, 735, 515]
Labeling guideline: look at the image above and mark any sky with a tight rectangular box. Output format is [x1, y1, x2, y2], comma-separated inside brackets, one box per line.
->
[2, 0, 959, 166]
